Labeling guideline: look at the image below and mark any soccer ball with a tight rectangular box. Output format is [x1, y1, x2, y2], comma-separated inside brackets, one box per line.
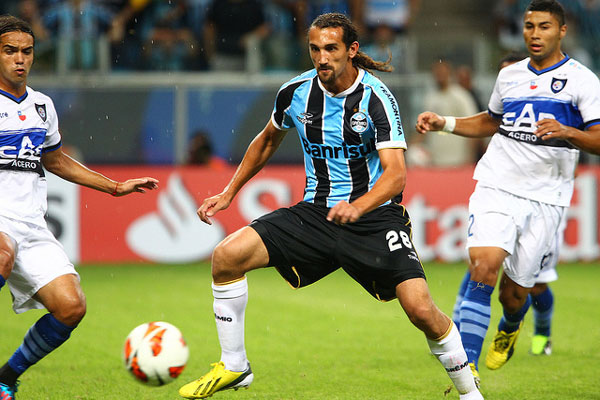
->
[123, 321, 189, 386]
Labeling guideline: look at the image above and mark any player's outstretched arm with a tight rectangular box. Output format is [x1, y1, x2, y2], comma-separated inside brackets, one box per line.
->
[415, 111, 446, 133]
[41, 149, 158, 196]
[416, 111, 500, 138]
[197, 119, 287, 225]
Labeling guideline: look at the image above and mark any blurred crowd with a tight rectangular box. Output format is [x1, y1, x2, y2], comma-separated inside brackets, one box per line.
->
[0, 0, 421, 73]
[0, 0, 598, 73]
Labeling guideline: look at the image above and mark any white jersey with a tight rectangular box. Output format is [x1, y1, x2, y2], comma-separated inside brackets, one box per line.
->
[474, 55, 600, 206]
[0, 86, 61, 226]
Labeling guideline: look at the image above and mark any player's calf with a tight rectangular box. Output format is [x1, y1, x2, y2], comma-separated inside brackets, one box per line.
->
[0, 313, 77, 392]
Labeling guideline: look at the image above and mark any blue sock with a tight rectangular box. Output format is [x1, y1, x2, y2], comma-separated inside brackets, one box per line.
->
[459, 280, 494, 369]
[0, 275, 5, 291]
[452, 271, 471, 329]
[531, 287, 553, 336]
[498, 295, 532, 334]
[8, 313, 76, 375]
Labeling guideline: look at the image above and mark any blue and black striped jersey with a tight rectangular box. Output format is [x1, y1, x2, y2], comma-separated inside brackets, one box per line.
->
[271, 68, 406, 208]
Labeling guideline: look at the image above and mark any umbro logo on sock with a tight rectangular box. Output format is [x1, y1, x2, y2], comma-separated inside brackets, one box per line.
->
[445, 360, 469, 373]
[215, 313, 233, 322]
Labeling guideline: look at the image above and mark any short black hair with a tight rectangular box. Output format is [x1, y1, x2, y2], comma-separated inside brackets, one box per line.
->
[526, 0, 565, 26]
[0, 14, 35, 44]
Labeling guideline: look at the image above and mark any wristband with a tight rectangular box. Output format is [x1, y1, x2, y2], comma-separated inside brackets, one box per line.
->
[111, 182, 119, 196]
[442, 116, 456, 133]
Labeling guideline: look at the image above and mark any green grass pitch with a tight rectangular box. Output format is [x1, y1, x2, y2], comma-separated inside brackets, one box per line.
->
[1, 262, 599, 399]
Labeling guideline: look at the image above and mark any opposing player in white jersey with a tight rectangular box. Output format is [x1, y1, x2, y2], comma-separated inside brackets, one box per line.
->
[416, 0, 600, 385]
[0, 15, 158, 399]
[450, 52, 560, 359]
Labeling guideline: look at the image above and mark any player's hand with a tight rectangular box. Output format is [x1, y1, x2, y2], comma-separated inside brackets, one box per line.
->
[415, 111, 445, 134]
[114, 177, 159, 196]
[535, 118, 572, 141]
[197, 193, 231, 225]
[327, 201, 361, 225]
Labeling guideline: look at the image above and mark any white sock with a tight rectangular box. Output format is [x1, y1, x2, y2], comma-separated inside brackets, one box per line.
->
[212, 277, 248, 372]
[427, 322, 481, 397]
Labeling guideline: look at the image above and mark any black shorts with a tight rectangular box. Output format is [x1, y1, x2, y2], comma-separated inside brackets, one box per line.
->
[250, 201, 426, 301]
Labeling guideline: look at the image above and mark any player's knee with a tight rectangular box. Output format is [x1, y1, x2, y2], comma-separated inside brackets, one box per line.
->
[405, 302, 436, 331]
[53, 296, 87, 327]
[469, 258, 500, 286]
[498, 289, 526, 314]
[530, 283, 547, 297]
[211, 241, 245, 281]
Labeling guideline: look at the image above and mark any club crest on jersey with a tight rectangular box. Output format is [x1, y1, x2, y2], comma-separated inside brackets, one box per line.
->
[18, 110, 26, 121]
[551, 77, 567, 94]
[350, 112, 368, 133]
[35, 104, 47, 122]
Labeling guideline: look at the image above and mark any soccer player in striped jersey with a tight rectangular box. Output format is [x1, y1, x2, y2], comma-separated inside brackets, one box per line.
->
[0, 15, 158, 400]
[179, 12, 482, 400]
[416, 0, 600, 385]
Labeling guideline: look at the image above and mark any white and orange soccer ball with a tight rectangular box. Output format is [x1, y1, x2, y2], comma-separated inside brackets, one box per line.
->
[123, 321, 189, 386]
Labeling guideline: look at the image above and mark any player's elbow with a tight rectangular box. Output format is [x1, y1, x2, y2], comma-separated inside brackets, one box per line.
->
[389, 173, 406, 198]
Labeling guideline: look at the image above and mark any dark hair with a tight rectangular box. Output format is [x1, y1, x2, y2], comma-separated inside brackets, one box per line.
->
[0, 15, 35, 44]
[526, 0, 565, 26]
[310, 13, 392, 73]
[498, 52, 527, 70]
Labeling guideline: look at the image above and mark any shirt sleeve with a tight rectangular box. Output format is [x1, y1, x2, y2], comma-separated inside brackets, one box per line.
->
[271, 81, 299, 131]
[487, 72, 504, 119]
[577, 70, 600, 129]
[42, 98, 62, 153]
[368, 83, 406, 150]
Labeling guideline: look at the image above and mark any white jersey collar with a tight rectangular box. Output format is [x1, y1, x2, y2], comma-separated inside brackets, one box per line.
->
[317, 68, 365, 98]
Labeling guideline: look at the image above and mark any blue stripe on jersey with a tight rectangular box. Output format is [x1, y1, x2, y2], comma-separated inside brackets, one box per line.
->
[305, 77, 330, 206]
[585, 118, 600, 129]
[42, 141, 62, 153]
[0, 129, 46, 157]
[343, 85, 370, 202]
[502, 97, 584, 130]
[0, 128, 46, 176]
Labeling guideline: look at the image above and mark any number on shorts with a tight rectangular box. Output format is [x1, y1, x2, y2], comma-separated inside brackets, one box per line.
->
[467, 214, 474, 237]
[386, 230, 412, 251]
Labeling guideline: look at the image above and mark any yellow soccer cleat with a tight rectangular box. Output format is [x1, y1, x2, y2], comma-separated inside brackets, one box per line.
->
[530, 335, 552, 355]
[179, 361, 253, 399]
[485, 322, 523, 370]
[469, 362, 480, 389]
